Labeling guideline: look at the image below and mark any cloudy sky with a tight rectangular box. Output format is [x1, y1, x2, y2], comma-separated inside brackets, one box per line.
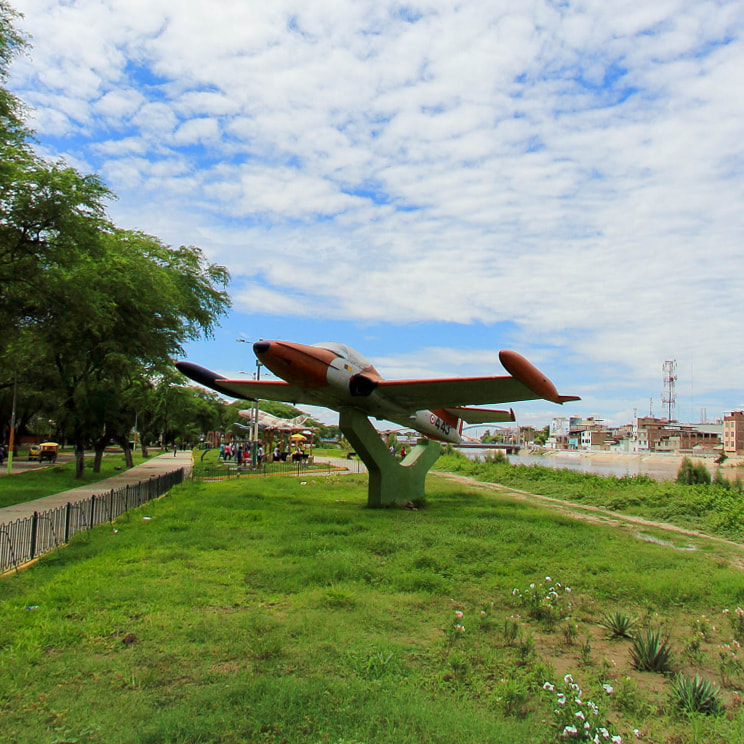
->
[8, 0, 744, 427]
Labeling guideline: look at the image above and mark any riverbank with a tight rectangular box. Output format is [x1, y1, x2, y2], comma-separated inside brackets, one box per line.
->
[532, 447, 744, 470]
[460, 446, 744, 482]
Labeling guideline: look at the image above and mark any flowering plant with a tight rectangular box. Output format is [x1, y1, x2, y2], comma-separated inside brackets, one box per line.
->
[722, 607, 744, 642]
[512, 576, 573, 629]
[443, 608, 467, 655]
[543, 673, 623, 743]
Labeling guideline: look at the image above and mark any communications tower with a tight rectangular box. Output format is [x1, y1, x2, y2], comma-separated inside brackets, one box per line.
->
[662, 360, 677, 422]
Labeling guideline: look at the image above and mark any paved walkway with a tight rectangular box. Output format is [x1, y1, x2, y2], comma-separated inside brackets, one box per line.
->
[313, 455, 367, 474]
[0, 451, 193, 525]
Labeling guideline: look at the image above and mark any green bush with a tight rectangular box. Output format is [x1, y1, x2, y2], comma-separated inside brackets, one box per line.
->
[630, 629, 674, 673]
[677, 457, 711, 485]
[671, 674, 722, 716]
[599, 610, 636, 639]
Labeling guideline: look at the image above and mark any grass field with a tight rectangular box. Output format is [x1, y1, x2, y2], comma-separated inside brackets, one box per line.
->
[435, 450, 744, 541]
[0, 452, 160, 510]
[2, 470, 744, 743]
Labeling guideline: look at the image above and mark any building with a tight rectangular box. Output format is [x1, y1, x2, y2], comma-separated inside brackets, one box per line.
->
[580, 429, 611, 450]
[548, 416, 608, 450]
[656, 426, 721, 454]
[723, 412, 744, 455]
[542, 413, 727, 455]
[633, 417, 666, 452]
[631, 417, 722, 454]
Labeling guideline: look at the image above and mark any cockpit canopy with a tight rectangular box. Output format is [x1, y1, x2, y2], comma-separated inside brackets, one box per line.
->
[313, 342, 372, 370]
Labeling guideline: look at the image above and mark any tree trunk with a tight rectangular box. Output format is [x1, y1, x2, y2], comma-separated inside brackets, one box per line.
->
[92, 444, 105, 472]
[117, 436, 134, 468]
[74, 438, 85, 479]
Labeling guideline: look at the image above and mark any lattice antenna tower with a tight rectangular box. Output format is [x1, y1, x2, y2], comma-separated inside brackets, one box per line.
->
[662, 360, 677, 422]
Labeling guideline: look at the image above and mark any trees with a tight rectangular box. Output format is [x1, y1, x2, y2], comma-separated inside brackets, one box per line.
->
[676, 457, 711, 486]
[0, 3, 231, 475]
[14, 222, 231, 477]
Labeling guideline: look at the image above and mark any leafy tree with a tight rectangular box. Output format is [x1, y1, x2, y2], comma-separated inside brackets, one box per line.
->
[0, 5, 231, 474]
[676, 457, 711, 486]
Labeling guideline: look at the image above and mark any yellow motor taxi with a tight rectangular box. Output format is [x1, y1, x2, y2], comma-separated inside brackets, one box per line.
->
[28, 442, 59, 463]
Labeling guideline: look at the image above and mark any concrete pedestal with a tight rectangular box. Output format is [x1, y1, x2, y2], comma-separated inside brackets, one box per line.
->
[339, 408, 441, 508]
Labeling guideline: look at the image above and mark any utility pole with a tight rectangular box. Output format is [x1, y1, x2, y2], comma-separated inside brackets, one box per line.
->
[7, 375, 17, 475]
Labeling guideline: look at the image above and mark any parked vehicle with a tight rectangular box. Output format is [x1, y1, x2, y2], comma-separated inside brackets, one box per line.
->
[28, 442, 59, 463]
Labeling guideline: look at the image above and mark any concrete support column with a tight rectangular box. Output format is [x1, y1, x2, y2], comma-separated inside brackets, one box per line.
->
[339, 408, 441, 508]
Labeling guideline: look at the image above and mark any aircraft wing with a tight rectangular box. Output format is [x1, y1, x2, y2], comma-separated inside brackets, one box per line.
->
[176, 362, 309, 403]
[373, 350, 580, 411]
[375, 376, 540, 411]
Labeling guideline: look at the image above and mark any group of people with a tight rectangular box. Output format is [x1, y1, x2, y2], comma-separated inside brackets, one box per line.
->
[218, 441, 264, 467]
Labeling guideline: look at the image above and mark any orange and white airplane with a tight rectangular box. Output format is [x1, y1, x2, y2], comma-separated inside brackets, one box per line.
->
[176, 340, 579, 445]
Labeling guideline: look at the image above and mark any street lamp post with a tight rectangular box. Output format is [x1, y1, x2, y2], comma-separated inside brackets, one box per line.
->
[237, 337, 262, 468]
[252, 361, 261, 468]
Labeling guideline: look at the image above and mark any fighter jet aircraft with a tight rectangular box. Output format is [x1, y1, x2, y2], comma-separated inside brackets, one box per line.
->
[176, 340, 580, 445]
[239, 410, 309, 431]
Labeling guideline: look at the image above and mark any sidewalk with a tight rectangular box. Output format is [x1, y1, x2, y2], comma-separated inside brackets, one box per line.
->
[314, 455, 367, 474]
[0, 451, 193, 526]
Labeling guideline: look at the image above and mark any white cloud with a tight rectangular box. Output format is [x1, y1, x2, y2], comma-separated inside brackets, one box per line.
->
[8, 0, 744, 421]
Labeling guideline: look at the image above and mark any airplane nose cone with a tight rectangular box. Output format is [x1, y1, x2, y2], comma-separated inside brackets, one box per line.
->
[253, 340, 270, 356]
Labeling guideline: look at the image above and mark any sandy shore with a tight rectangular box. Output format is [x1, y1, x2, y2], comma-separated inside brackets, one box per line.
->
[533, 448, 744, 471]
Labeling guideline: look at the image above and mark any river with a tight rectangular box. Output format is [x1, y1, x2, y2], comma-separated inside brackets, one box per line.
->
[458, 448, 744, 483]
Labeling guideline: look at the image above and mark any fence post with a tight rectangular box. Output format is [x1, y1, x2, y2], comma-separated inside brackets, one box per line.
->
[89, 494, 96, 529]
[64, 502, 71, 542]
[29, 511, 39, 560]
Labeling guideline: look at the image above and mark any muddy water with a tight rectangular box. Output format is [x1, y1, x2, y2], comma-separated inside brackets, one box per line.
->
[460, 449, 744, 483]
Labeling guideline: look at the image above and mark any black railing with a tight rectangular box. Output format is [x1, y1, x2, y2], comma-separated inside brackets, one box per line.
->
[0, 468, 185, 575]
[194, 459, 340, 481]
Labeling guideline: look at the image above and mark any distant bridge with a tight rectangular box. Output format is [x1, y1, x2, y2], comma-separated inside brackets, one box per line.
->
[455, 442, 522, 455]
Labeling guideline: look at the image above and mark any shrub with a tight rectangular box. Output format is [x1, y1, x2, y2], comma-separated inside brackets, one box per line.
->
[677, 457, 711, 485]
[671, 674, 722, 716]
[723, 607, 744, 642]
[599, 611, 636, 639]
[512, 577, 572, 629]
[542, 674, 623, 742]
[630, 629, 674, 673]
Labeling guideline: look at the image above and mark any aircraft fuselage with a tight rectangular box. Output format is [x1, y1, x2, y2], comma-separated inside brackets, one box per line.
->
[253, 340, 463, 443]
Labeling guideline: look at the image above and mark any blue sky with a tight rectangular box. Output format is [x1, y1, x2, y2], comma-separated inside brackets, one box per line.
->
[8, 0, 744, 427]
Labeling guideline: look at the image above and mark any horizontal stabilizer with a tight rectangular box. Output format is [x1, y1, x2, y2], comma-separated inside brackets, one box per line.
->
[446, 407, 515, 424]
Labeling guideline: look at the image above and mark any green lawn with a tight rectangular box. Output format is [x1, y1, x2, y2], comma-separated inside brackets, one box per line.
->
[2, 472, 744, 742]
[435, 450, 744, 541]
[0, 452, 158, 509]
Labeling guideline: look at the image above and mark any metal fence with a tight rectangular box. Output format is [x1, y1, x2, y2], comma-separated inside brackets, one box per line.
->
[0, 468, 185, 575]
[194, 459, 343, 481]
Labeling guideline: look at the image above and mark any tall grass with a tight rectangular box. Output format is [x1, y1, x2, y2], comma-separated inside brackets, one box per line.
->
[2, 474, 744, 742]
[435, 449, 744, 539]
